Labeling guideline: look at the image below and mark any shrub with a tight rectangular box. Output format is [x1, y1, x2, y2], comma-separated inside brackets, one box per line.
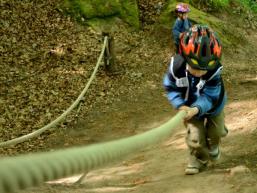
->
[237, 0, 257, 13]
[189, 0, 229, 11]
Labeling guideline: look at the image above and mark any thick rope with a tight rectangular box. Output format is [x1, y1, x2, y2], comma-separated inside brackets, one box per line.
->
[0, 111, 186, 193]
[0, 37, 108, 148]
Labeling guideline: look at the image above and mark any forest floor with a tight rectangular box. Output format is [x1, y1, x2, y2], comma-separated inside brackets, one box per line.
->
[1, 1, 257, 193]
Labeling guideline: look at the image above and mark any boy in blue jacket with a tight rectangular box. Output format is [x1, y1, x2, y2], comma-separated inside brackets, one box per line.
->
[164, 25, 228, 175]
[172, 3, 191, 53]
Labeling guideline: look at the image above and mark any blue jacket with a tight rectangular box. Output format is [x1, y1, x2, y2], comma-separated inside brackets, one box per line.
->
[163, 55, 226, 118]
[172, 18, 191, 45]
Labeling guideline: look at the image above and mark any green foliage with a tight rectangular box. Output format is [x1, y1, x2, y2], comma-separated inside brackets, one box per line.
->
[189, 0, 229, 11]
[189, 0, 257, 13]
[237, 0, 257, 13]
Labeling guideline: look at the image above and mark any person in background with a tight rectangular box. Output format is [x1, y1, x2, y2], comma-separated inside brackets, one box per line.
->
[164, 25, 228, 175]
[172, 3, 191, 53]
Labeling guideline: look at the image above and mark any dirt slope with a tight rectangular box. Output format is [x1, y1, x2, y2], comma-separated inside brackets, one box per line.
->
[19, 54, 257, 193]
[1, 1, 257, 193]
[19, 28, 257, 193]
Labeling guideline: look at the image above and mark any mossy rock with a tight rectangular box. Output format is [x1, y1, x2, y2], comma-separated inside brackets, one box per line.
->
[61, 0, 139, 29]
[120, 0, 139, 29]
[159, 1, 245, 47]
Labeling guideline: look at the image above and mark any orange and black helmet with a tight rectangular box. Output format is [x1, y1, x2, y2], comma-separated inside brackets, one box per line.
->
[180, 25, 222, 70]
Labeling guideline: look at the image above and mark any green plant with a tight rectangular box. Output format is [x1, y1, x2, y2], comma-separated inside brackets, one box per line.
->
[237, 0, 257, 13]
[189, 0, 229, 11]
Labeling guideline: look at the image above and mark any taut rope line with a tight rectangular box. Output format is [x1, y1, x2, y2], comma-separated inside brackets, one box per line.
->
[0, 111, 186, 193]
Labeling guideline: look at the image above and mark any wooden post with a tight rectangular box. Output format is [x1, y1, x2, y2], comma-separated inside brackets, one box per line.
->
[102, 32, 115, 72]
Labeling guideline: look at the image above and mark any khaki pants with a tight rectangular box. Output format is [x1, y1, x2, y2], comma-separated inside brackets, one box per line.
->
[185, 111, 226, 162]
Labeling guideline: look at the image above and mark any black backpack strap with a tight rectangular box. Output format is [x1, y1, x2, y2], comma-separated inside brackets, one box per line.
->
[169, 54, 187, 78]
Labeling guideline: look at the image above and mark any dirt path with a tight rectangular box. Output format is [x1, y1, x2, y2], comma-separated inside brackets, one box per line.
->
[21, 60, 257, 193]
[21, 99, 257, 193]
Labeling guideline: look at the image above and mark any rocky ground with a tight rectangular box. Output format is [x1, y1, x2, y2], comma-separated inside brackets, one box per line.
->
[1, 1, 257, 193]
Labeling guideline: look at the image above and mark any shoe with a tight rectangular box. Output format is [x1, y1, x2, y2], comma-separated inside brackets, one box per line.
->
[185, 166, 199, 175]
[185, 155, 207, 175]
[209, 145, 221, 161]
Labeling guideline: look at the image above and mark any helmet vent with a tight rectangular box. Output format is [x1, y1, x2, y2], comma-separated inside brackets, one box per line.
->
[185, 36, 190, 45]
[201, 44, 207, 57]
[194, 43, 198, 53]
[210, 43, 214, 54]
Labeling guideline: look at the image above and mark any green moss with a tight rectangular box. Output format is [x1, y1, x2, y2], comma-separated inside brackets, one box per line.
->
[62, 0, 83, 20]
[61, 0, 139, 29]
[86, 17, 121, 32]
[120, 0, 140, 29]
[78, 1, 95, 18]
[188, 0, 229, 10]
[236, 0, 257, 13]
[90, 0, 121, 17]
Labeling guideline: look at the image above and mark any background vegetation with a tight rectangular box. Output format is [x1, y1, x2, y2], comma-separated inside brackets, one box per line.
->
[189, 0, 257, 13]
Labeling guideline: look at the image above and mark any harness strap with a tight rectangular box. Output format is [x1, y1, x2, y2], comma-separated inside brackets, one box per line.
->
[169, 57, 189, 100]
